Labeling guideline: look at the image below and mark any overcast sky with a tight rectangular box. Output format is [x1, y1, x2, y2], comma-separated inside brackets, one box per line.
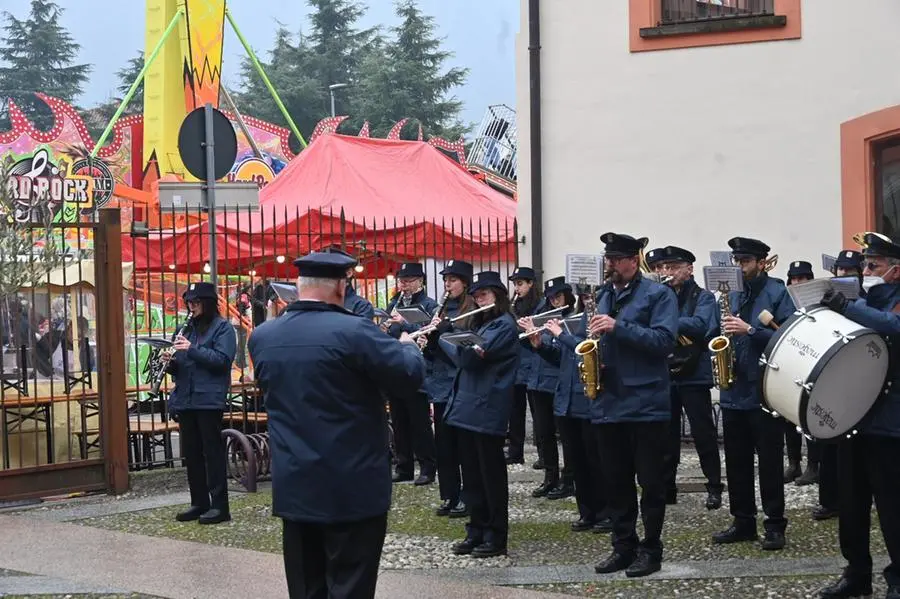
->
[2, 0, 518, 128]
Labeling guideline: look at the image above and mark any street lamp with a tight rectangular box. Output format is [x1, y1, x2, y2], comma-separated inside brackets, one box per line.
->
[329, 83, 349, 117]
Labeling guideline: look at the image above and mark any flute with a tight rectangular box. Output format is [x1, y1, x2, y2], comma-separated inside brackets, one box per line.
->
[409, 303, 496, 339]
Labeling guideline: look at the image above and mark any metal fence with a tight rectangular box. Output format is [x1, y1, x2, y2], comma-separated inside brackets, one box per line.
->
[660, 0, 775, 24]
[122, 204, 520, 473]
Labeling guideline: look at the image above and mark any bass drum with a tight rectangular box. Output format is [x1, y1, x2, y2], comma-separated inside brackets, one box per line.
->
[759, 305, 891, 441]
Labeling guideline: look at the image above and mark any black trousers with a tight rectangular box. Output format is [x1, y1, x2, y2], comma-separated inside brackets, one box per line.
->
[282, 513, 388, 599]
[818, 441, 838, 510]
[663, 386, 722, 493]
[178, 409, 228, 512]
[722, 408, 785, 532]
[389, 392, 436, 477]
[507, 384, 531, 460]
[784, 421, 802, 464]
[531, 391, 559, 481]
[433, 402, 461, 504]
[596, 421, 668, 559]
[456, 427, 509, 547]
[838, 434, 900, 586]
[559, 415, 605, 521]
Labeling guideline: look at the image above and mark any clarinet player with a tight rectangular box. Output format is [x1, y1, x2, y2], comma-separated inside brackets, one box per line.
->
[164, 281, 237, 525]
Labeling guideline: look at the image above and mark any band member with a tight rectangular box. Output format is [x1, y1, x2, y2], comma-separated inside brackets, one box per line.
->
[165, 282, 236, 525]
[423, 260, 475, 518]
[813, 250, 865, 522]
[713, 237, 793, 551]
[588, 233, 679, 578]
[526, 276, 611, 533]
[441, 271, 519, 558]
[819, 235, 900, 599]
[248, 251, 425, 599]
[325, 248, 375, 319]
[783, 260, 818, 485]
[646, 247, 665, 274]
[507, 266, 540, 465]
[657, 246, 723, 510]
[384, 262, 438, 485]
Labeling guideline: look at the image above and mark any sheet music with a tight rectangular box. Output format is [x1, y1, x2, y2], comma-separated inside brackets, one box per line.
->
[566, 254, 604, 288]
[440, 331, 486, 348]
[709, 251, 732, 267]
[787, 277, 860, 309]
[562, 313, 584, 336]
[396, 306, 432, 325]
[529, 306, 566, 328]
[702, 266, 743, 294]
[270, 282, 298, 303]
[821, 253, 837, 272]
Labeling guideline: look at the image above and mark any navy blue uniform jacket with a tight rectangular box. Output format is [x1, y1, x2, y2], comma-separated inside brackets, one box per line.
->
[344, 284, 375, 320]
[719, 273, 793, 411]
[843, 283, 900, 438]
[440, 312, 520, 436]
[422, 296, 465, 403]
[673, 279, 718, 388]
[167, 315, 236, 413]
[535, 321, 592, 420]
[589, 274, 679, 424]
[248, 301, 425, 524]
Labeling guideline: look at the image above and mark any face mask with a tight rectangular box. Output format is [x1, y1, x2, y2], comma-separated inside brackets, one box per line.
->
[862, 265, 897, 292]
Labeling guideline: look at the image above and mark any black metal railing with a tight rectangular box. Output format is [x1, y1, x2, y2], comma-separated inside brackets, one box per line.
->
[660, 0, 775, 25]
[122, 204, 520, 471]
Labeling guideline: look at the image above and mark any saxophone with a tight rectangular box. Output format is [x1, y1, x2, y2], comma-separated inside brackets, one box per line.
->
[575, 286, 603, 400]
[146, 313, 193, 398]
[708, 281, 735, 390]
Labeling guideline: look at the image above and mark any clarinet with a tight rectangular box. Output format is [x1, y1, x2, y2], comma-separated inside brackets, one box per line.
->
[147, 313, 193, 398]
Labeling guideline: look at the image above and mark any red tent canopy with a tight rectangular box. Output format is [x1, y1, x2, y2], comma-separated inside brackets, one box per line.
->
[123, 135, 519, 276]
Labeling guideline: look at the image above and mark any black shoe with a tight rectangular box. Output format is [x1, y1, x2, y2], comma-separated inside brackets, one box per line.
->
[705, 489, 723, 510]
[592, 517, 614, 534]
[546, 483, 575, 500]
[812, 505, 838, 521]
[414, 474, 435, 486]
[452, 537, 481, 555]
[505, 452, 524, 465]
[392, 472, 413, 483]
[625, 552, 661, 578]
[784, 461, 802, 483]
[531, 481, 556, 498]
[532, 458, 544, 470]
[571, 518, 595, 532]
[198, 508, 231, 525]
[448, 501, 469, 518]
[761, 531, 786, 550]
[472, 541, 507, 558]
[435, 499, 453, 517]
[594, 551, 635, 574]
[175, 505, 207, 522]
[818, 575, 873, 598]
[795, 464, 820, 486]
[665, 488, 677, 505]
[712, 524, 757, 544]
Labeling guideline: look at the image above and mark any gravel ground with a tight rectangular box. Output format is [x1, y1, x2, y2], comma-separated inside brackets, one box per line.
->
[0, 595, 162, 599]
[516, 576, 891, 598]
[73, 448, 886, 571]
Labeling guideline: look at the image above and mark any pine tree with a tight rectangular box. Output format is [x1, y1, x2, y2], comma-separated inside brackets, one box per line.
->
[0, 0, 91, 131]
[353, 0, 468, 139]
[116, 51, 145, 116]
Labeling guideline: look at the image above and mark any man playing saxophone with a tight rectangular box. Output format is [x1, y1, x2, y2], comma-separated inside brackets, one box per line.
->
[587, 233, 679, 578]
[657, 246, 723, 511]
[712, 237, 793, 551]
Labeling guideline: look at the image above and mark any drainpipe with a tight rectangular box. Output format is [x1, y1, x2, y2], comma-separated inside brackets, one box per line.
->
[528, 0, 544, 282]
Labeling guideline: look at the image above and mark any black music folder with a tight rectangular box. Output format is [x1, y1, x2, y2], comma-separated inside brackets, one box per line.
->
[395, 306, 433, 325]
[440, 331, 486, 348]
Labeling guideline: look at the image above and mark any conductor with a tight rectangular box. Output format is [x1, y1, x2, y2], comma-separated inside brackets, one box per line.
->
[248, 251, 426, 599]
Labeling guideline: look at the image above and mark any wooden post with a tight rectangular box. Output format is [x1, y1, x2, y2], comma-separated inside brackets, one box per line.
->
[95, 209, 129, 494]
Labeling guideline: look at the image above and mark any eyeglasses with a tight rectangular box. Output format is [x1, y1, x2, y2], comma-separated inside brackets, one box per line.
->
[865, 262, 883, 271]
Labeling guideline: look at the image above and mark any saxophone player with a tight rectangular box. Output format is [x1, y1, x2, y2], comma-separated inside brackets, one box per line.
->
[657, 246, 723, 511]
[164, 282, 237, 525]
[587, 233, 679, 578]
[384, 263, 438, 486]
[713, 237, 793, 551]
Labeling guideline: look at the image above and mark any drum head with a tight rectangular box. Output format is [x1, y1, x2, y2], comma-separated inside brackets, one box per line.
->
[802, 331, 890, 440]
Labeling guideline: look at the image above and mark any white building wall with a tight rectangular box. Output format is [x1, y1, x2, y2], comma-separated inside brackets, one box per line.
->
[516, 0, 900, 280]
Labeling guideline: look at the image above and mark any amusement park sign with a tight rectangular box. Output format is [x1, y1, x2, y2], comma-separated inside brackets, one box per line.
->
[3, 148, 115, 223]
